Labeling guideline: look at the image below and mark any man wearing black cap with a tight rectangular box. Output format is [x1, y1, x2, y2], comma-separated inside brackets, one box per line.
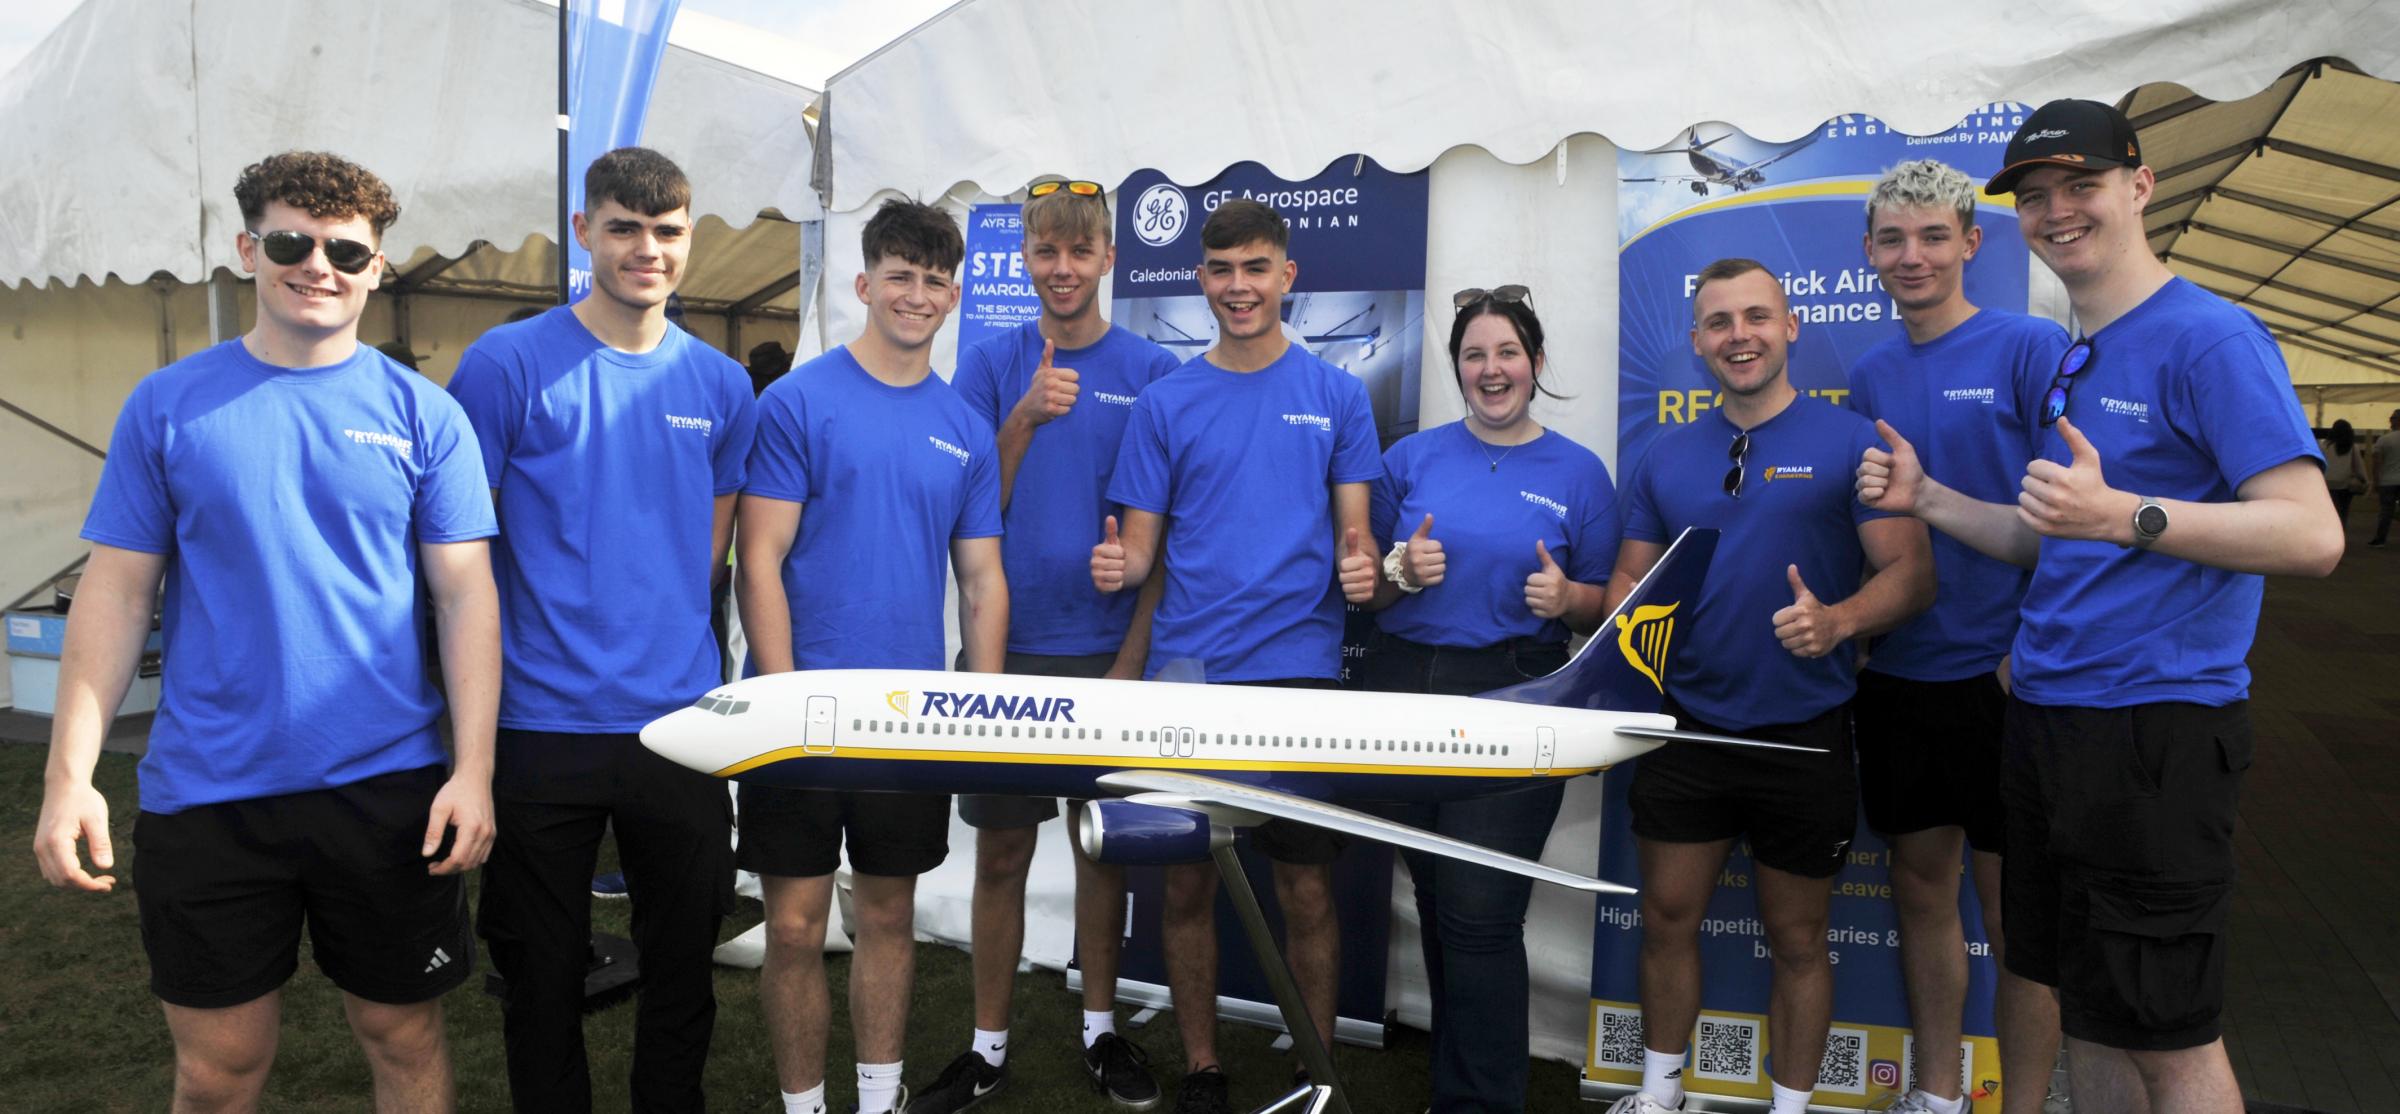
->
[1857, 98, 2341, 1112]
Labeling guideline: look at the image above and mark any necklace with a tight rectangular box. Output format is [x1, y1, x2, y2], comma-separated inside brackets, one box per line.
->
[1478, 440, 1517, 472]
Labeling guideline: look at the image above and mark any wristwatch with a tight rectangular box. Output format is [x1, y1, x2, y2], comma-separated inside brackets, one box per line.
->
[2130, 497, 2168, 549]
[1382, 541, 1424, 594]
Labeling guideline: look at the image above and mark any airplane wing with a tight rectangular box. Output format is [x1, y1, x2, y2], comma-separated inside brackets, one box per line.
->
[1094, 770, 1636, 896]
[1739, 133, 1821, 173]
[1619, 174, 1706, 184]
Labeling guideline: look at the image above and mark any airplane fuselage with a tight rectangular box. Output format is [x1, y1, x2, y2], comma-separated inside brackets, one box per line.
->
[642, 668, 1676, 804]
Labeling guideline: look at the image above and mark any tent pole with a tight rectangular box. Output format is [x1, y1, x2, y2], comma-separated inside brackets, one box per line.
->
[556, 0, 571, 304]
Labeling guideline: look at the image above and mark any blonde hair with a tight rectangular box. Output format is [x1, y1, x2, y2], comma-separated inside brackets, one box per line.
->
[1866, 159, 1978, 234]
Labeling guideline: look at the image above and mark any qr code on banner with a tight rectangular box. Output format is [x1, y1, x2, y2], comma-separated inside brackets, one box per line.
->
[1902, 1037, 1973, 1097]
[1595, 1005, 1647, 1070]
[1817, 1027, 1869, 1095]
[1692, 1015, 1761, 1082]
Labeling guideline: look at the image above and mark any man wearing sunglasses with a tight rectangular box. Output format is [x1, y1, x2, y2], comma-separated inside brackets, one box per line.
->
[34, 151, 501, 1110]
[910, 179, 1178, 1113]
[448, 147, 756, 1113]
[1603, 258, 1933, 1114]
[1857, 100, 2341, 1114]
[1843, 159, 2068, 1114]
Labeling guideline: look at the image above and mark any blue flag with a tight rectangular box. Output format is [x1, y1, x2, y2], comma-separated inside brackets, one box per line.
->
[564, 0, 683, 301]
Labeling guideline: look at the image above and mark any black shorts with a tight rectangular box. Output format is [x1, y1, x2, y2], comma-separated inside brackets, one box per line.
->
[957, 650, 1116, 830]
[1854, 669, 2006, 851]
[2002, 698, 2251, 1052]
[1227, 676, 1350, 866]
[1628, 698, 1858, 879]
[133, 764, 473, 1009]
[736, 785, 951, 878]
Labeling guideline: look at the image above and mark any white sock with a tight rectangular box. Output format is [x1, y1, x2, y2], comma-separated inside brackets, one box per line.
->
[1641, 1047, 1686, 1106]
[1915, 1089, 1965, 1114]
[973, 1027, 1010, 1067]
[780, 1084, 826, 1114]
[857, 1061, 903, 1114]
[1768, 1080, 1812, 1114]
[1082, 1010, 1117, 1048]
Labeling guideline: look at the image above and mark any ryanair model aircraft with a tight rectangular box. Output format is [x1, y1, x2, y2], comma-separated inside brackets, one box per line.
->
[643, 529, 1784, 894]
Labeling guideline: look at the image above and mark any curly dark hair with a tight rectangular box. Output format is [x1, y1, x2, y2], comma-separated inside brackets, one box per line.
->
[233, 151, 402, 237]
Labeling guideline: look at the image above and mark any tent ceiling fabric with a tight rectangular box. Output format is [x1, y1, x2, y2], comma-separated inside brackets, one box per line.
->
[823, 0, 2400, 211]
[0, 0, 819, 290]
[2141, 62, 2400, 378]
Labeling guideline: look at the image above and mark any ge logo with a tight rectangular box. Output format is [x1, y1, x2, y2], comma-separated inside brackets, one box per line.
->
[1132, 184, 1188, 247]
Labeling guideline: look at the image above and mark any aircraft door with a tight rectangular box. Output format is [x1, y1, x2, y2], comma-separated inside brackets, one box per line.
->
[1158, 725, 1175, 758]
[1178, 727, 1195, 758]
[804, 696, 837, 754]
[1534, 726, 1556, 775]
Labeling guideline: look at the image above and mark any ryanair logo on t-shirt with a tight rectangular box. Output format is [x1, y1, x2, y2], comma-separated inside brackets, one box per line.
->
[1094, 391, 1138, 407]
[1281, 413, 1333, 431]
[1616, 602, 1678, 693]
[343, 429, 413, 457]
[665, 413, 714, 435]
[1763, 465, 1816, 483]
[1520, 491, 1568, 519]
[1942, 387, 1995, 405]
[927, 435, 971, 465]
[2100, 396, 2152, 423]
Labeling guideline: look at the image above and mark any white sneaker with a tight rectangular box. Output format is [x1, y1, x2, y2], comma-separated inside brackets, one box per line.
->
[1605, 1093, 1682, 1114]
[1872, 1092, 1946, 1114]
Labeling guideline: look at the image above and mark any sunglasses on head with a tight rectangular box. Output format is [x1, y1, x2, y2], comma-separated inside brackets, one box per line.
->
[1028, 179, 1104, 199]
[1724, 431, 1750, 499]
[1452, 284, 1531, 309]
[249, 229, 378, 275]
[2040, 339, 2096, 427]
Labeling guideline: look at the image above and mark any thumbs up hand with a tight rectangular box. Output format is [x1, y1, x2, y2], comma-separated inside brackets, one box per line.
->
[1772, 563, 1844, 659]
[1091, 514, 1127, 593]
[1857, 420, 1925, 513]
[1013, 338, 1080, 427]
[2018, 416, 2130, 541]
[1401, 513, 1445, 588]
[1339, 528, 1379, 604]
[1523, 540, 1571, 619]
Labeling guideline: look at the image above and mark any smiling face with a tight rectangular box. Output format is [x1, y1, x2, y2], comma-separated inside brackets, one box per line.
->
[1024, 231, 1113, 323]
[237, 200, 383, 341]
[855, 253, 959, 354]
[1690, 267, 1798, 398]
[1866, 201, 1981, 316]
[576, 198, 689, 312]
[1197, 237, 1296, 342]
[1455, 309, 1541, 433]
[2012, 164, 2151, 286]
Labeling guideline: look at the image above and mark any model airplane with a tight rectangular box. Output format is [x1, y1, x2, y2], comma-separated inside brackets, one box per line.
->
[642, 528, 1786, 893]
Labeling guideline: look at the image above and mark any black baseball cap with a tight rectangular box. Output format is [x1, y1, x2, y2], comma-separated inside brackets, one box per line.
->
[1987, 99, 2144, 194]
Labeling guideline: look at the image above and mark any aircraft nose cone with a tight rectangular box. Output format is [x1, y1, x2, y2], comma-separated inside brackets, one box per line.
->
[639, 708, 725, 776]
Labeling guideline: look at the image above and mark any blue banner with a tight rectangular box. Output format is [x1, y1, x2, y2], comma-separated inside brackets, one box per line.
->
[1614, 105, 2033, 475]
[564, 0, 682, 302]
[1111, 156, 1429, 444]
[959, 203, 1043, 354]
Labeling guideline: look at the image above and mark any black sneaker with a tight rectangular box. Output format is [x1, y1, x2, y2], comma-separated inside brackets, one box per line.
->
[1174, 1067, 1231, 1114]
[905, 1053, 1003, 1113]
[1083, 1033, 1162, 1110]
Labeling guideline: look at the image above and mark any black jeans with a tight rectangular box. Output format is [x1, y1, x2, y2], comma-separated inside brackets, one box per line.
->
[1363, 631, 1570, 1114]
[479, 730, 734, 1113]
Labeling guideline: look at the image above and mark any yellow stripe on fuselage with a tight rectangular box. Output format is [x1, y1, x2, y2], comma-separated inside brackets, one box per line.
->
[711, 745, 1610, 782]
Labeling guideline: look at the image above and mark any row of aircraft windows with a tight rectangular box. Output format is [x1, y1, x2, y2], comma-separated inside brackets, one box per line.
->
[849, 717, 1511, 758]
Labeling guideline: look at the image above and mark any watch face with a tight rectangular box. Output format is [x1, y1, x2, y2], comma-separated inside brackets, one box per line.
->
[2136, 503, 2169, 536]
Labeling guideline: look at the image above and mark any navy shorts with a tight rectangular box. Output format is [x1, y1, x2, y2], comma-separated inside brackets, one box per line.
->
[1854, 669, 2007, 852]
[1628, 697, 1858, 879]
[133, 764, 473, 1009]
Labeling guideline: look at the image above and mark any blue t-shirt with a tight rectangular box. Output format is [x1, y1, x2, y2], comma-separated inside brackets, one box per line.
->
[1369, 422, 1620, 648]
[2012, 278, 2320, 708]
[953, 322, 1181, 655]
[81, 341, 496, 814]
[447, 307, 757, 732]
[1622, 396, 1893, 732]
[1107, 346, 1382, 682]
[747, 346, 1003, 671]
[1849, 309, 2066, 681]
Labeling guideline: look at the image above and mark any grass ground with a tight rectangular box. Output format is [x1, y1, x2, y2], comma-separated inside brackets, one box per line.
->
[1, 742, 1596, 1111]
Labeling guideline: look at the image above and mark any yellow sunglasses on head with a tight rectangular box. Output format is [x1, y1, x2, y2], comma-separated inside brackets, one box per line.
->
[1028, 179, 1104, 198]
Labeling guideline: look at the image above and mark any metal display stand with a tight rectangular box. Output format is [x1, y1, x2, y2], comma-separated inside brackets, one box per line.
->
[1210, 840, 1346, 1114]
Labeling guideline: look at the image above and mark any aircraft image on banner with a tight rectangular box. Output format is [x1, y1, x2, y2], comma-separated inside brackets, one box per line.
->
[1620, 128, 1821, 196]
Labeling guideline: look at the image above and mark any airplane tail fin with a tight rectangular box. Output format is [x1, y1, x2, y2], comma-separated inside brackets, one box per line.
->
[1473, 527, 1717, 713]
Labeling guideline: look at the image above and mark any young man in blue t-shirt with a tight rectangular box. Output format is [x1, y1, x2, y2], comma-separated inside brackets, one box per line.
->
[448, 147, 757, 1113]
[1859, 100, 2341, 1113]
[1845, 160, 2067, 1114]
[910, 183, 1178, 1113]
[738, 199, 1008, 1114]
[1605, 259, 1934, 1114]
[33, 151, 501, 1111]
[1091, 199, 1381, 1114]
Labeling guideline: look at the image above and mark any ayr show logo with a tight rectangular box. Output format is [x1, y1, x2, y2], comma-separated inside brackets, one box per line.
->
[1133, 184, 1188, 247]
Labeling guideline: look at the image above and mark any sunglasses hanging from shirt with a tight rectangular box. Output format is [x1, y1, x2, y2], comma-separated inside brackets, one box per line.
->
[249, 229, 378, 275]
[1723, 431, 1751, 499]
[2040, 338, 2096, 427]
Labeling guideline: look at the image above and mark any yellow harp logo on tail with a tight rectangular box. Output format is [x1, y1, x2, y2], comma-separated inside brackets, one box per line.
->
[1614, 602, 1678, 693]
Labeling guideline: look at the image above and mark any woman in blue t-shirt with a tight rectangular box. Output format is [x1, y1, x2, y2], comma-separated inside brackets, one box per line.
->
[1343, 287, 1620, 1112]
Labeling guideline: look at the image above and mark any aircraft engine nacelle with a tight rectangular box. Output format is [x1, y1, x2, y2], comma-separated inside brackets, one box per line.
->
[1076, 799, 1230, 866]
